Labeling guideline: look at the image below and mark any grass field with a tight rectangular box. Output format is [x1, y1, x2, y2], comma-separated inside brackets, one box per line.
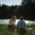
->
[0, 24, 35, 35]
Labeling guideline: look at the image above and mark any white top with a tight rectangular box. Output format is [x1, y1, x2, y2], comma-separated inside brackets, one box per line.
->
[9, 19, 16, 25]
[17, 20, 26, 29]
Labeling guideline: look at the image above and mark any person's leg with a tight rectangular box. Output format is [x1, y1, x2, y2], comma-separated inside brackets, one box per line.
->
[7, 25, 13, 31]
[7, 25, 11, 31]
[19, 28, 27, 35]
[17, 29, 24, 35]
[7, 25, 15, 35]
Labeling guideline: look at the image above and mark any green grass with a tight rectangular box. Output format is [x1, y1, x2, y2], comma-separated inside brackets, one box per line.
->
[0, 24, 35, 35]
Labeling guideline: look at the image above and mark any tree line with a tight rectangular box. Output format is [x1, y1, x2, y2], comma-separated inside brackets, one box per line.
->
[0, 2, 35, 20]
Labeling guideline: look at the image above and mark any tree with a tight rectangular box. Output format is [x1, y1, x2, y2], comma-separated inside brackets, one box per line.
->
[21, 0, 32, 6]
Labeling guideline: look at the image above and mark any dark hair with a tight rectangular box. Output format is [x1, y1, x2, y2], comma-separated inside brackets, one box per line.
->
[20, 16, 23, 20]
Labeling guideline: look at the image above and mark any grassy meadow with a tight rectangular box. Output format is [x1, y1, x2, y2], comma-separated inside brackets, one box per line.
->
[0, 24, 35, 35]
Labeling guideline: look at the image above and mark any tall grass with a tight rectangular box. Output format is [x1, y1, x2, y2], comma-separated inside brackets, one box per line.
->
[0, 24, 35, 35]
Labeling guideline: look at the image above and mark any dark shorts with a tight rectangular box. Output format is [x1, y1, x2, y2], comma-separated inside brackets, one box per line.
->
[7, 25, 15, 31]
[17, 28, 26, 33]
[17, 28, 26, 35]
[20, 29, 25, 32]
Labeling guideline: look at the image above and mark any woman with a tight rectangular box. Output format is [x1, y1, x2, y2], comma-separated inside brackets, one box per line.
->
[8, 16, 17, 31]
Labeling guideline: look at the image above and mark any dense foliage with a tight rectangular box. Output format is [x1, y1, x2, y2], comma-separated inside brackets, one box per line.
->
[0, 0, 35, 20]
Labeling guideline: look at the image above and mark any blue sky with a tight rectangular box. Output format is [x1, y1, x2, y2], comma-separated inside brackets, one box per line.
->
[0, 0, 22, 6]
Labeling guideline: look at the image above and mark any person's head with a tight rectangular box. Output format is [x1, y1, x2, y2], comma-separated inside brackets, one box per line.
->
[13, 16, 17, 19]
[20, 16, 23, 20]
[12, 16, 17, 21]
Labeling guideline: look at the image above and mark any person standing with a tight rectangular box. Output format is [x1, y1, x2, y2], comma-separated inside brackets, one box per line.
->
[8, 16, 17, 31]
[17, 16, 26, 35]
